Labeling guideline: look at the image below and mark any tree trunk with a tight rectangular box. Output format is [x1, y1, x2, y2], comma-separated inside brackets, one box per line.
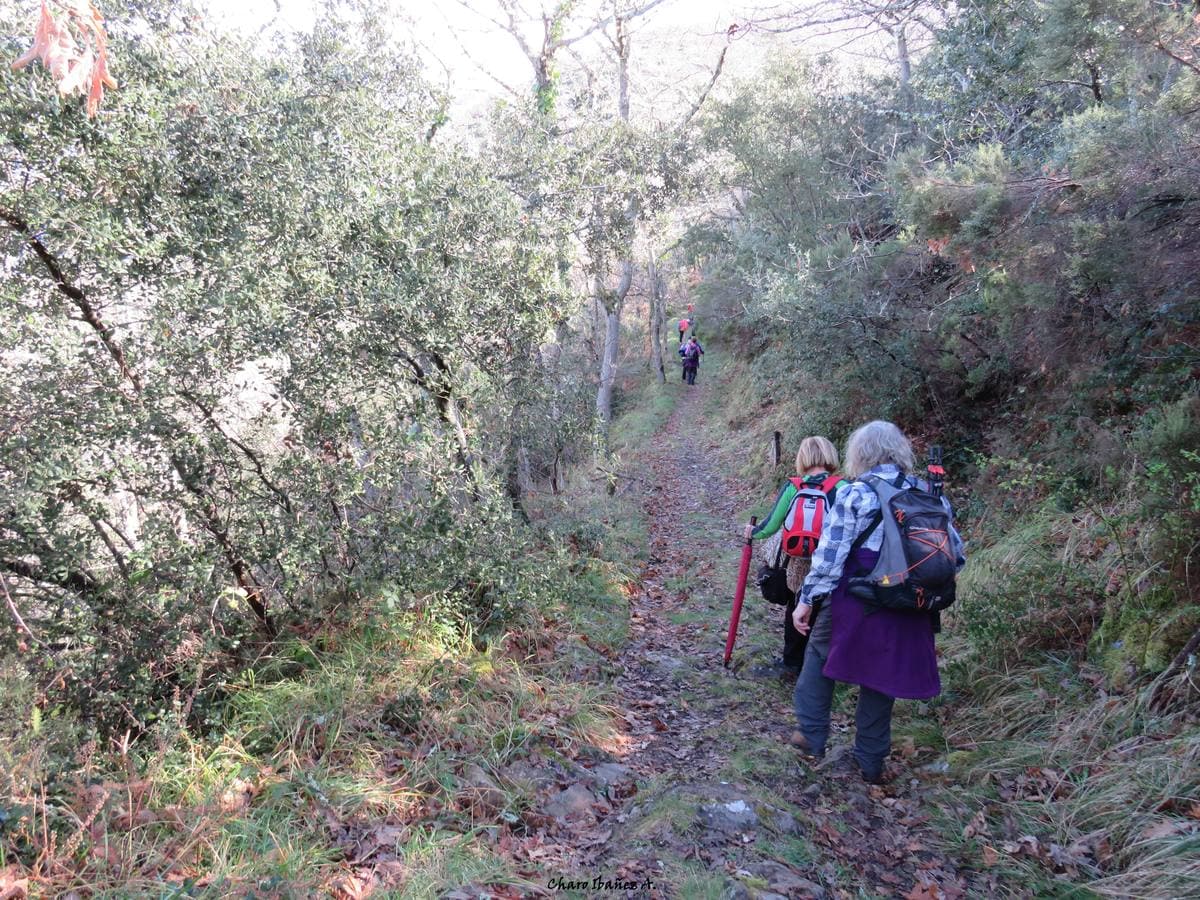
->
[594, 16, 638, 450]
[551, 447, 564, 494]
[595, 279, 624, 433]
[616, 14, 631, 121]
[517, 445, 533, 494]
[433, 381, 482, 502]
[1088, 63, 1104, 103]
[503, 441, 530, 523]
[895, 24, 914, 115]
[648, 254, 666, 383]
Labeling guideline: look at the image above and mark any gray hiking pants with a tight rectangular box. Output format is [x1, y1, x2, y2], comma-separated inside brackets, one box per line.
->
[793, 600, 895, 778]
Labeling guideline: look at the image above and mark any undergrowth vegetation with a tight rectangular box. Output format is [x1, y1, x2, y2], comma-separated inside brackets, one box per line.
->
[0, 532, 634, 896]
[938, 657, 1200, 897]
[0, 335, 655, 895]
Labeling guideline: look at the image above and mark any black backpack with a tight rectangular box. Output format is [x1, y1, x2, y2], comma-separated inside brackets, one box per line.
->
[847, 472, 957, 613]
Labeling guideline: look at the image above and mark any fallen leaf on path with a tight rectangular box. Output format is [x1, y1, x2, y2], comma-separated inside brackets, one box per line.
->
[486, 885, 527, 899]
[1139, 819, 1191, 841]
[352, 824, 409, 862]
[904, 881, 944, 900]
[329, 869, 377, 900]
[961, 808, 989, 840]
[817, 822, 841, 844]
[0, 865, 29, 900]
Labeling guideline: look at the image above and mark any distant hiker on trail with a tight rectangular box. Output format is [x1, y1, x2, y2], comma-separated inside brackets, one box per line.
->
[791, 421, 965, 784]
[680, 336, 703, 385]
[678, 317, 690, 342]
[744, 437, 844, 680]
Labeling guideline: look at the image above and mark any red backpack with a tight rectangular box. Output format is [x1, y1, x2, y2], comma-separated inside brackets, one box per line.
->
[781, 474, 842, 558]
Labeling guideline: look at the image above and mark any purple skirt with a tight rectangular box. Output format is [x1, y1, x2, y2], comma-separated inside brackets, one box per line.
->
[822, 548, 941, 700]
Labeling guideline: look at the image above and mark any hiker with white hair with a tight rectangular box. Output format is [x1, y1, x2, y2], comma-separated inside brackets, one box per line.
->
[790, 420, 966, 784]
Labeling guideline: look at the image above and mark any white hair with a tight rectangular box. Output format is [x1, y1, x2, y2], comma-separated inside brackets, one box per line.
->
[844, 420, 915, 480]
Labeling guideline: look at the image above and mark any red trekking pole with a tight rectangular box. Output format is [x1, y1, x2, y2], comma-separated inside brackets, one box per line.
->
[723, 516, 757, 668]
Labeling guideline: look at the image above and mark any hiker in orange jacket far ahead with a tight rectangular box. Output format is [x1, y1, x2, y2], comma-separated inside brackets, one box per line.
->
[678, 317, 690, 342]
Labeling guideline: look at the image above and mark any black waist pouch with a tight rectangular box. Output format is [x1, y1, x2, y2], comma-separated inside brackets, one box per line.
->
[755, 547, 793, 606]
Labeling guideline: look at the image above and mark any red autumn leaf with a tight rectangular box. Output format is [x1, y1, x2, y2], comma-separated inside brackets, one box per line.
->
[11, 0, 117, 117]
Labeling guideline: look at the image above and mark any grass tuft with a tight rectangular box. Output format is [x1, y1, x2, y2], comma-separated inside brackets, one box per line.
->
[0, 541, 632, 895]
[934, 652, 1200, 897]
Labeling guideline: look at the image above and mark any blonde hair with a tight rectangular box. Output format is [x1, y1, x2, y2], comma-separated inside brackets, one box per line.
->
[795, 436, 839, 473]
[844, 420, 915, 480]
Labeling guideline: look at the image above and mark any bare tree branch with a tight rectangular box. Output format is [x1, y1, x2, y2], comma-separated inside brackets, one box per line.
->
[1, 207, 142, 392]
[676, 40, 729, 131]
[555, 0, 673, 53]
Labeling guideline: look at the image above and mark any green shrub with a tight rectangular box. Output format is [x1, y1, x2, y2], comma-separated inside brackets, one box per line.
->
[955, 503, 1104, 661]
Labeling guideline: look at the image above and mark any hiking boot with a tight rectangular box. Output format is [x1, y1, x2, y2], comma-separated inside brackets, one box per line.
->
[788, 731, 824, 760]
[748, 658, 800, 680]
[856, 760, 890, 785]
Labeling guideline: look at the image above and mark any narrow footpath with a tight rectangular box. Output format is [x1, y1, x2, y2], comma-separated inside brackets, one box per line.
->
[533, 371, 994, 898]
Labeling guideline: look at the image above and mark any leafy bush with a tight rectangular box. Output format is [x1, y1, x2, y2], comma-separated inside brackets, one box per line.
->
[0, 1, 584, 736]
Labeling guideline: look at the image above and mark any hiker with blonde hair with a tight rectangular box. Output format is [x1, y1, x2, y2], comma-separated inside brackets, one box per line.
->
[791, 420, 965, 783]
[743, 436, 846, 678]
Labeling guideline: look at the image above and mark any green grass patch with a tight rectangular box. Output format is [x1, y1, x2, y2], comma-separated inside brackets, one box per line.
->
[610, 373, 683, 453]
[0, 542, 632, 897]
[675, 865, 732, 899]
[663, 571, 698, 594]
[758, 833, 815, 869]
[526, 456, 650, 574]
[625, 779, 697, 839]
[717, 731, 796, 783]
[560, 564, 632, 655]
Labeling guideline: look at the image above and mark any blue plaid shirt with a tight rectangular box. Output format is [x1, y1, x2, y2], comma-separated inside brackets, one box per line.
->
[797, 464, 966, 606]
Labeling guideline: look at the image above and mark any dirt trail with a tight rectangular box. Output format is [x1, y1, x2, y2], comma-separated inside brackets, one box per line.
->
[536, 375, 991, 898]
